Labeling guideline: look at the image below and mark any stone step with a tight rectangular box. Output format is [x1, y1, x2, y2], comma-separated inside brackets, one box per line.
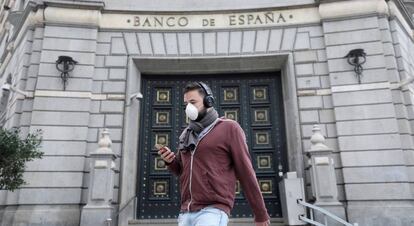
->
[128, 218, 286, 226]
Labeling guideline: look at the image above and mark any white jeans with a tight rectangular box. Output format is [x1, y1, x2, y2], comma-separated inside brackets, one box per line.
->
[178, 207, 229, 226]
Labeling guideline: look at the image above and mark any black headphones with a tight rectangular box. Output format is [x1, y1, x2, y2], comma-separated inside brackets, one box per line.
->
[197, 82, 215, 108]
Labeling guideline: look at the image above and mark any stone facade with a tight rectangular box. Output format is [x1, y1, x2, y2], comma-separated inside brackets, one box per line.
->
[0, 0, 413, 226]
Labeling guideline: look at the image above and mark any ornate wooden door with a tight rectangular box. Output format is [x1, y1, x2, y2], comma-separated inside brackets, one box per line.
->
[137, 72, 287, 219]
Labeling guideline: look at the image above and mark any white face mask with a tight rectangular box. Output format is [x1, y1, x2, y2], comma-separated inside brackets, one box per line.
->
[185, 103, 199, 121]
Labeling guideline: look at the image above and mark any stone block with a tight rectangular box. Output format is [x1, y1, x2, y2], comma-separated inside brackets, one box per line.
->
[20, 112, 32, 126]
[87, 128, 99, 142]
[295, 63, 314, 76]
[338, 134, 401, 151]
[299, 110, 319, 123]
[216, 31, 229, 55]
[150, 33, 166, 55]
[382, 42, 395, 56]
[89, 114, 105, 127]
[298, 95, 323, 109]
[101, 100, 124, 113]
[30, 51, 41, 64]
[381, 29, 393, 43]
[31, 111, 89, 126]
[326, 123, 337, 137]
[18, 188, 82, 204]
[86, 99, 99, 113]
[329, 68, 388, 86]
[297, 26, 323, 37]
[191, 32, 203, 55]
[332, 89, 392, 107]
[336, 118, 398, 136]
[23, 172, 83, 187]
[296, 76, 321, 89]
[343, 166, 408, 183]
[95, 55, 105, 67]
[320, 75, 330, 88]
[102, 81, 126, 93]
[109, 128, 123, 142]
[164, 33, 179, 55]
[25, 156, 85, 172]
[111, 37, 127, 55]
[1, 205, 81, 226]
[105, 114, 124, 127]
[36, 77, 92, 91]
[34, 27, 44, 39]
[28, 64, 39, 77]
[335, 104, 396, 121]
[345, 183, 412, 200]
[301, 124, 326, 138]
[43, 38, 96, 52]
[341, 150, 405, 167]
[317, 49, 327, 62]
[22, 99, 33, 111]
[40, 141, 87, 156]
[268, 29, 283, 52]
[204, 32, 216, 55]
[325, 28, 381, 46]
[123, 32, 140, 55]
[323, 16, 378, 33]
[96, 43, 110, 55]
[137, 33, 153, 55]
[281, 28, 297, 50]
[255, 30, 269, 53]
[177, 33, 191, 55]
[323, 95, 333, 108]
[385, 55, 398, 70]
[109, 68, 127, 80]
[104, 56, 127, 67]
[397, 119, 411, 134]
[30, 126, 88, 141]
[313, 62, 329, 75]
[32, 39, 43, 51]
[229, 31, 242, 54]
[44, 26, 97, 40]
[33, 97, 91, 112]
[97, 32, 122, 43]
[400, 134, 414, 150]
[242, 31, 255, 53]
[94, 68, 109, 80]
[40, 50, 95, 65]
[328, 54, 386, 73]
[294, 32, 310, 50]
[319, 109, 335, 123]
[310, 37, 324, 49]
[326, 41, 384, 59]
[394, 104, 408, 119]
[294, 50, 317, 63]
[39, 64, 94, 79]
[347, 202, 414, 226]
[92, 81, 102, 93]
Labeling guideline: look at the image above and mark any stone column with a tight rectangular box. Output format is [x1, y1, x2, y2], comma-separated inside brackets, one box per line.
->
[80, 129, 117, 226]
[307, 125, 346, 225]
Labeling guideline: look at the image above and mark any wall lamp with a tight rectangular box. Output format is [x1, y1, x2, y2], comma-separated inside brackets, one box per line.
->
[1, 83, 29, 97]
[345, 49, 366, 84]
[56, 56, 77, 90]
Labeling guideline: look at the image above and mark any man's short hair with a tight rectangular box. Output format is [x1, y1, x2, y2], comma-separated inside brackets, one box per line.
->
[184, 82, 205, 97]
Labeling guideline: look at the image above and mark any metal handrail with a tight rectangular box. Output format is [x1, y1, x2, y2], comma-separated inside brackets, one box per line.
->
[297, 199, 358, 226]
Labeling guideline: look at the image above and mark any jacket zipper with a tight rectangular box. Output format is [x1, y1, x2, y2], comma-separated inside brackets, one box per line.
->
[187, 119, 219, 212]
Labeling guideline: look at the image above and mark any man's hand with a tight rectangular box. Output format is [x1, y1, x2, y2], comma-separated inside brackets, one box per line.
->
[255, 220, 270, 226]
[157, 146, 175, 163]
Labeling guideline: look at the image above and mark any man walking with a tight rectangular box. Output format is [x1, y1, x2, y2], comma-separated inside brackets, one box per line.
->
[158, 82, 270, 226]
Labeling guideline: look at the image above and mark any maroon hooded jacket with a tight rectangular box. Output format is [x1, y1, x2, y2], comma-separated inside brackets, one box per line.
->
[167, 118, 270, 222]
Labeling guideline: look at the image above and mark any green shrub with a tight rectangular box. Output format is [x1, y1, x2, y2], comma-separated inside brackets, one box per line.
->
[0, 128, 43, 191]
